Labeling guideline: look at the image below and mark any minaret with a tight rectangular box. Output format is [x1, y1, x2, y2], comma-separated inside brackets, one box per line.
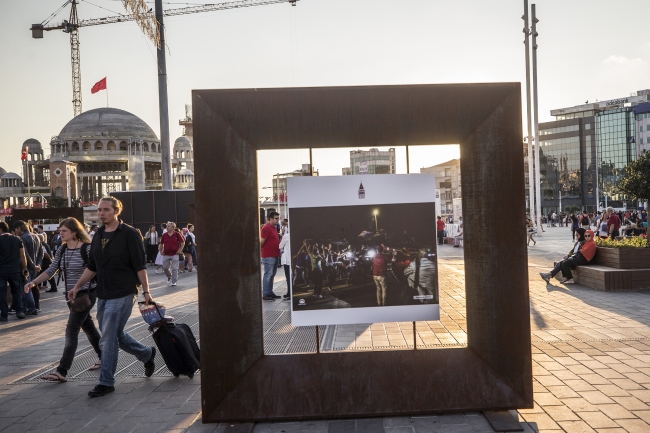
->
[358, 183, 365, 199]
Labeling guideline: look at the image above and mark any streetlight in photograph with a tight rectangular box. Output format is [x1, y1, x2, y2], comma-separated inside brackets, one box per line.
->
[373, 209, 379, 231]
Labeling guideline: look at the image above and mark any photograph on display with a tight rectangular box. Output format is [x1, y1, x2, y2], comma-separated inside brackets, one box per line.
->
[289, 202, 439, 311]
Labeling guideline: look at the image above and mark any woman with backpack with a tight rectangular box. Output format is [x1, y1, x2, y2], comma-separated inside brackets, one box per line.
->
[24, 217, 101, 382]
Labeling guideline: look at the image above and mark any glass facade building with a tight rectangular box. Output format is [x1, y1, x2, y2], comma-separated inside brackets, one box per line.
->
[595, 108, 636, 208]
[534, 90, 649, 213]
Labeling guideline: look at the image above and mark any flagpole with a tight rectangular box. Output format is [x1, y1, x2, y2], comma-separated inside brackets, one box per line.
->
[106, 77, 109, 107]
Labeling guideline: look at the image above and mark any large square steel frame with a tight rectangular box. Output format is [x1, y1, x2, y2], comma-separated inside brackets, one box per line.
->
[193, 83, 533, 422]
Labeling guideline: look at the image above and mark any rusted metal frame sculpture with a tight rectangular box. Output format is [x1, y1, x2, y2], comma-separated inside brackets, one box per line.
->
[193, 83, 533, 421]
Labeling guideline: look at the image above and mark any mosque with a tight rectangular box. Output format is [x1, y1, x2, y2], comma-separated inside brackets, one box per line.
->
[0, 107, 194, 209]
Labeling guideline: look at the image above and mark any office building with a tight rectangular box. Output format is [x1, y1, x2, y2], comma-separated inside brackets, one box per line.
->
[535, 90, 649, 213]
[346, 148, 395, 175]
[420, 159, 461, 217]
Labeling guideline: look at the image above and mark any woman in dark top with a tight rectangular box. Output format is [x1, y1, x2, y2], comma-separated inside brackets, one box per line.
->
[26, 218, 101, 382]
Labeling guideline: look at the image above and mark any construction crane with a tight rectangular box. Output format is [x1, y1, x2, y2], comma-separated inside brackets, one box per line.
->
[31, 0, 298, 117]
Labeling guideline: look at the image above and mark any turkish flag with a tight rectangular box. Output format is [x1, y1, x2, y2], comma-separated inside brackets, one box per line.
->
[91, 77, 107, 94]
[21, 148, 27, 161]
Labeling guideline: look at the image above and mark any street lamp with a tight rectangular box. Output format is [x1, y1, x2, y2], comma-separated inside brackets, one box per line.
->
[373, 209, 378, 232]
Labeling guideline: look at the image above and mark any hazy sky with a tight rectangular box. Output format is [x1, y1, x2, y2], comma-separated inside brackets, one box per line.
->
[1, 0, 649, 196]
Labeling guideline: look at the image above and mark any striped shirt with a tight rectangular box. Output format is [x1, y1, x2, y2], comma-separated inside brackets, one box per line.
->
[45, 244, 94, 293]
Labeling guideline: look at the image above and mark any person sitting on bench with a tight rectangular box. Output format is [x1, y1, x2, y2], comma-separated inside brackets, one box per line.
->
[539, 228, 588, 284]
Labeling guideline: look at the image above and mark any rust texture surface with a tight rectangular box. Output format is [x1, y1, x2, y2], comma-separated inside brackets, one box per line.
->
[192, 83, 532, 422]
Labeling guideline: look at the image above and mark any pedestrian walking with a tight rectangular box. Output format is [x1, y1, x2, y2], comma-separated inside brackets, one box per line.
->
[69, 196, 156, 397]
[27, 218, 102, 381]
[0, 222, 29, 321]
[260, 211, 281, 301]
[144, 225, 159, 265]
[436, 216, 445, 245]
[160, 222, 185, 286]
[12, 221, 40, 316]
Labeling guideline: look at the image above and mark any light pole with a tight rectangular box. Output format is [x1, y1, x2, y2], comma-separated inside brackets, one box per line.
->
[373, 209, 378, 232]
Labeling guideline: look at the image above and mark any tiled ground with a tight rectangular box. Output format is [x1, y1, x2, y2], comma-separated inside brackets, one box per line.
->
[2, 227, 650, 431]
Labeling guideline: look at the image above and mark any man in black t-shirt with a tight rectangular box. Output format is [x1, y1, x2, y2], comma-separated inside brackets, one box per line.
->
[71, 197, 156, 398]
[0, 222, 28, 320]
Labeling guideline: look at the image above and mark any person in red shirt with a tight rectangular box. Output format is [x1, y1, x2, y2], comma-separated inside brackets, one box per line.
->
[260, 212, 281, 301]
[436, 216, 446, 245]
[372, 246, 390, 306]
[606, 207, 621, 239]
[159, 222, 185, 286]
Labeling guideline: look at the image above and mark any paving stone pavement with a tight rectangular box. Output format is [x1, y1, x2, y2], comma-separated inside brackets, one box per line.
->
[2, 227, 650, 432]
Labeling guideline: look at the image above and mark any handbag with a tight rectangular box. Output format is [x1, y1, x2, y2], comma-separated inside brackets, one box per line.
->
[70, 291, 92, 313]
[62, 246, 92, 313]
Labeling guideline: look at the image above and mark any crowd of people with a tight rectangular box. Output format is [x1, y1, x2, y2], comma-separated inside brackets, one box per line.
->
[259, 211, 437, 307]
[0, 197, 199, 398]
[526, 208, 647, 246]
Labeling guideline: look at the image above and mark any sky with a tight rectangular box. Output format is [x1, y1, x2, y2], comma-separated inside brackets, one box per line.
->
[1, 0, 649, 197]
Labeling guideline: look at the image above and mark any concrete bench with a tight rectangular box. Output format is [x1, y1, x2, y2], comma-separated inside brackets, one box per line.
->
[574, 265, 650, 291]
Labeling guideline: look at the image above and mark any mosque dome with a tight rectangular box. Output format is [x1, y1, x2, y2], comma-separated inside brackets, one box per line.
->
[174, 136, 192, 148]
[22, 138, 42, 151]
[176, 168, 194, 176]
[2, 172, 21, 180]
[58, 108, 158, 141]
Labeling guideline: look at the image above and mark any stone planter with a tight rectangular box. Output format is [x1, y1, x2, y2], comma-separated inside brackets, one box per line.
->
[592, 247, 650, 269]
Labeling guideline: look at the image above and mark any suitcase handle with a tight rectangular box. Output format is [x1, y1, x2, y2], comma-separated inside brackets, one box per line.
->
[141, 301, 173, 334]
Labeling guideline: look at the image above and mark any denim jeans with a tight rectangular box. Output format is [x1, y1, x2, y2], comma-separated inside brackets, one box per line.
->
[96, 294, 153, 387]
[0, 273, 23, 317]
[57, 291, 102, 377]
[190, 245, 198, 267]
[262, 257, 278, 297]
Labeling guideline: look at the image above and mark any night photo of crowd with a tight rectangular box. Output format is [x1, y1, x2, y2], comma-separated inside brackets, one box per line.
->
[288, 202, 438, 312]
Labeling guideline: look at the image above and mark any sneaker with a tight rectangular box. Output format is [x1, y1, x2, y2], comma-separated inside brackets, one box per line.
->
[282, 294, 290, 300]
[155, 269, 161, 274]
[36, 308, 41, 313]
[563, 279, 575, 284]
[171, 282, 177, 286]
[282, 297, 291, 302]
[16, 312, 25, 319]
[539, 273, 551, 284]
[7, 308, 15, 315]
[27, 310, 38, 316]
[167, 278, 172, 285]
[144, 347, 156, 377]
[262, 295, 276, 301]
[88, 385, 115, 397]
[271, 294, 281, 299]
[45, 289, 57, 293]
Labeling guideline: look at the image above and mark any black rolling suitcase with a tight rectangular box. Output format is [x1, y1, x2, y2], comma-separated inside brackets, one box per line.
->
[152, 321, 200, 378]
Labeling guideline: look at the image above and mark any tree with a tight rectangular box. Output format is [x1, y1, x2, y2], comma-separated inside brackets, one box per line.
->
[618, 150, 650, 205]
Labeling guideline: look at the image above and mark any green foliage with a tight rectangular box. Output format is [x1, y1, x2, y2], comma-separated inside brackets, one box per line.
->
[618, 150, 650, 204]
[595, 236, 648, 249]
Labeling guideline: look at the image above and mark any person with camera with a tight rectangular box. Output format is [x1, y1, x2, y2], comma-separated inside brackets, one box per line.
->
[26, 218, 102, 382]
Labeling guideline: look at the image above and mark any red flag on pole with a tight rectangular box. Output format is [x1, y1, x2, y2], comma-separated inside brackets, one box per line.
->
[21, 148, 27, 161]
[91, 77, 107, 94]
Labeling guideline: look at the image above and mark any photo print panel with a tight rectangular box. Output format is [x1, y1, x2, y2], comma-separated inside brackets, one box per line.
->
[287, 174, 440, 326]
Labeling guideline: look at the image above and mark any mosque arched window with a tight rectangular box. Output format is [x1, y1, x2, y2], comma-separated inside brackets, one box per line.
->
[143, 142, 149, 152]
[72, 142, 79, 151]
[83, 141, 91, 151]
[107, 141, 116, 151]
[119, 141, 128, 151]
[95, 141, 103, 151]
